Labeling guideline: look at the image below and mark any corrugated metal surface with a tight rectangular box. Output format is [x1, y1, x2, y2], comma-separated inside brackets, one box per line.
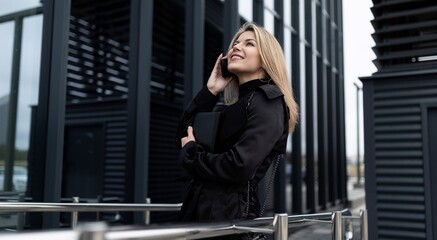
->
[365, 2, 437, 238]
[371, 0, 437, 72]
[147, 0, 224, 222]
[65, 102, 128, 201]
[68, 0, 130, 103]
[364, 74, 437, 240]
[66, 0, 130, 208]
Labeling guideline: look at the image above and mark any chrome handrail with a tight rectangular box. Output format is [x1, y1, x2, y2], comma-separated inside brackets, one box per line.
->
[0, 210, 368, 240]
[0, 202, 183, 212]
[0, 199, 182, 227]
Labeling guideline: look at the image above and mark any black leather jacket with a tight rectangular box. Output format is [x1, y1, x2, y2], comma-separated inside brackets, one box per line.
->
[177, 79, 289, 222]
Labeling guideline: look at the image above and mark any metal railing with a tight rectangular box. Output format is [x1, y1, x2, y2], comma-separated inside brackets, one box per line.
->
[0, 197, 182, 227]
[0, 200, 368, 240]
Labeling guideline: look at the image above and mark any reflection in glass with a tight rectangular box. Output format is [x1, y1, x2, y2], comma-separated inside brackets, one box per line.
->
[0, 3, 43, 192]
[0, 1, 41, 16]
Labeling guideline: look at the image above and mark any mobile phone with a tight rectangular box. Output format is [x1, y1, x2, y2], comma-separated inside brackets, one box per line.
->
[220, 57, 235, 78]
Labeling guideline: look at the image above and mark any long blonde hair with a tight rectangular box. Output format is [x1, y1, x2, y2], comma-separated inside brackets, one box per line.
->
[224, 22, 298, 132]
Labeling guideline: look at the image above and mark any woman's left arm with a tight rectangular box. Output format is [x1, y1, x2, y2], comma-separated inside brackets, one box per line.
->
[180, 92, 285, 184]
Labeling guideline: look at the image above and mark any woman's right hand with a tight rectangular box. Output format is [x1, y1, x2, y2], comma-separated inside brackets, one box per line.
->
[206, 54, 234, 95]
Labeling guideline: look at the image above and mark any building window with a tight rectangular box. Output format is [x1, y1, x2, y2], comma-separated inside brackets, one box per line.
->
[0, 2, 42, 192]
[239, 0, 253, 22]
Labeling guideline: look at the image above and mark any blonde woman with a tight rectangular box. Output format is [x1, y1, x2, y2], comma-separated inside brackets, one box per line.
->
[177, 22, 298, 226]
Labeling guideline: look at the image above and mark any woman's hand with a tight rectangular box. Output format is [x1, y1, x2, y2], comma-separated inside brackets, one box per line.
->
[206, 53, 234, 95]
[181, 126, 196, 148]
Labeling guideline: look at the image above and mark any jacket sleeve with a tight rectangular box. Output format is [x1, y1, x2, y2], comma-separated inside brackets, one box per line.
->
[176, 87, 219, 149]
[180, 91, 285, 184]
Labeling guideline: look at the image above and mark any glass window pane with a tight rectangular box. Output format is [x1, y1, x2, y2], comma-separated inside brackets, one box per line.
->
[239, 0, 253, 22]
[264, 0, 274, 10]
[0, 1, 41, 16]
[0, 22, 14, 100]
[0, 3, 42, 193]
[284, 28, 292, 81]
[16, 15, 43, 163]
[0, 23, 14, 189]
[284, 0, 291, 26]
[264, 10, 274, 34]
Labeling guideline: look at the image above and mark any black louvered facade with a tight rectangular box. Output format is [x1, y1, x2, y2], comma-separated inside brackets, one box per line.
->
[0, 0, 347, 229]
[361, 0, 437, 239]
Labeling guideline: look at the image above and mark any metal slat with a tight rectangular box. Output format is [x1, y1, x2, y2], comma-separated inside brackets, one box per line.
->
[378, 220, 425, 229]
[376, 185, 425, 194]
[374, 124, 421, 133]
[377, 177, 423, 184]
[375, 168, 423, 175]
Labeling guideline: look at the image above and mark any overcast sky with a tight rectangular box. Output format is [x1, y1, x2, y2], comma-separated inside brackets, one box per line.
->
[343, 0, 377, 159]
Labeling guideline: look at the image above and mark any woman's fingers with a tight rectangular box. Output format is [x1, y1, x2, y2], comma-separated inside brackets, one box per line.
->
[187, 126, 194, 137]
[181, 126, 196, 148]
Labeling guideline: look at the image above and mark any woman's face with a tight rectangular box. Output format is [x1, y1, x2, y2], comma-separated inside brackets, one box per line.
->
[227, 31, 262, 83]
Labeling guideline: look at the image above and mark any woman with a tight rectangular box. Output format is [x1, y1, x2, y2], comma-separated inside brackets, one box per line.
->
[177, 22, 298, 224]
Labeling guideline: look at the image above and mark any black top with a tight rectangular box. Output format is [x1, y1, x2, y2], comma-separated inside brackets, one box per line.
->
[176, 79, 289, 222]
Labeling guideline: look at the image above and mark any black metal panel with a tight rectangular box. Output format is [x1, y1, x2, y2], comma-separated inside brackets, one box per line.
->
[317, 55, 328, 210]
[291, 0, 302, 214]
[65, 100, 128, 201]
[148, 0, 186, 223]
[223, 0, 238, 51]
[361, 71, 437, 240]
[40, 0, 71, 229]
[65, 0, 131, 220]
[148, 99, 183, 222]
[68, 0, 130, 103]
[253, 0, 264, 26]
[371, 0, 437, 72]
[305, 50, 317, 213]
[425, 107, 437, 238]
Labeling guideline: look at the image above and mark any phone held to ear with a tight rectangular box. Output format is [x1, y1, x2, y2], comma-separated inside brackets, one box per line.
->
[220, 56, 235, 78]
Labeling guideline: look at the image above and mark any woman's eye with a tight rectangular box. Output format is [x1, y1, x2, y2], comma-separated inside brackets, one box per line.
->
[247, 42, 254, 46]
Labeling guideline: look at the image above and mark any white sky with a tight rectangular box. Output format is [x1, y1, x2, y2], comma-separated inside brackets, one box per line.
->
[343, 0, 377, 160]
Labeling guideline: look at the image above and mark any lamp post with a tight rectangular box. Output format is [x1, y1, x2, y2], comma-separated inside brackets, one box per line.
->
[353, 82, 363, 188]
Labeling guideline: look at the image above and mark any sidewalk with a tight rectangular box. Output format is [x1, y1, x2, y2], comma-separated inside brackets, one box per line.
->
[288, 180, 366, 240]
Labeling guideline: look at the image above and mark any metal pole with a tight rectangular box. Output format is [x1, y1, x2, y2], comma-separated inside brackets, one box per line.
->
[4, 16, 23, 192]
[71, 197, 79, 229]
[345, 219, 353, 240]
[17, 193, 25, 230]
[273, 213, 288, 240]
[354, 82, 362, 188]
[144, 198, 151, 225]
[78, 222, 107, 240]
[332, 211, 343, 240]
[360, 209, 368, 240]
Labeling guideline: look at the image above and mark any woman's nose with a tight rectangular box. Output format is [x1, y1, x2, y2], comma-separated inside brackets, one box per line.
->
[232, 43, 241, 51]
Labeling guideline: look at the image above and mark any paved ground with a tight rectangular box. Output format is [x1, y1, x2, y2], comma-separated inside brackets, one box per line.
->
[287, 180, 366, 240]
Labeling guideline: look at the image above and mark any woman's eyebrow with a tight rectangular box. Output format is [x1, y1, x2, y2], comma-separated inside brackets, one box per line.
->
[235, 39, 256, 43]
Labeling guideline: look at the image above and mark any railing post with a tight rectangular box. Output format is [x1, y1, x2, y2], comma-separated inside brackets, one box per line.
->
[78, 222, 107, 240]
[360, 209, 368, 240]
[332, 211, 343, 240]
[345, 219, 353, 240]
[71, 197, 80, 229]
[273, 213, 288, 240]
[144, 197, 151, 225]
[17, 193, 25, 230]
